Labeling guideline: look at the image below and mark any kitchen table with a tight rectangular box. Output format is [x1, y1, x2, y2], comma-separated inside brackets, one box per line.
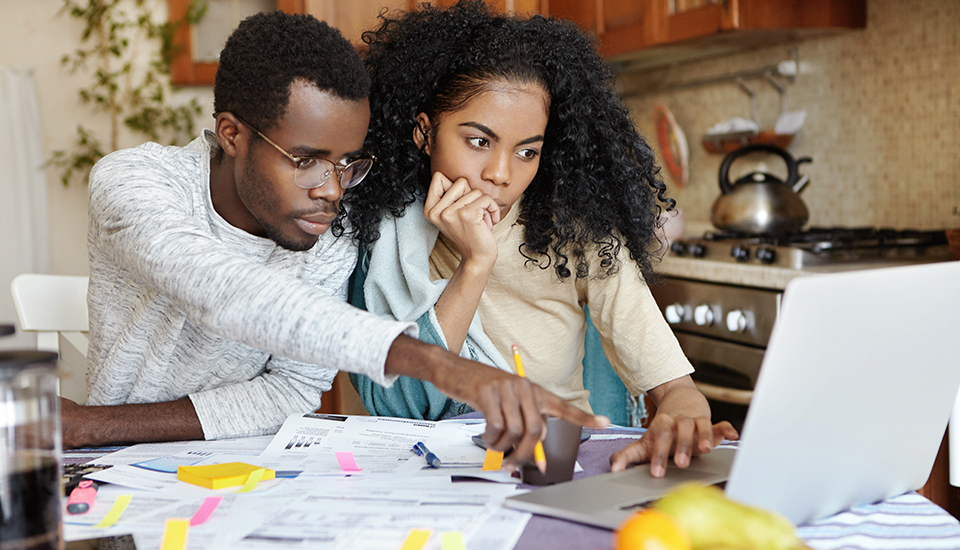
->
[514, 425, 960, 550]
[62, 423, 960, 550]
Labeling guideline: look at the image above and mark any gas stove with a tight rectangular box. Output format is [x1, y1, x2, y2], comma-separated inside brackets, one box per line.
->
[654, 226, 956, 431]
[668, 227, 953, 269]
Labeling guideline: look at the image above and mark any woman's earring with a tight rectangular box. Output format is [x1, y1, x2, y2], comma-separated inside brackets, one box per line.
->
[416, 124, 431, 154]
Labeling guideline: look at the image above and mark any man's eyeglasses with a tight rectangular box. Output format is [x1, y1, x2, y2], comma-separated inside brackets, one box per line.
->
[234, 114, 375, 190]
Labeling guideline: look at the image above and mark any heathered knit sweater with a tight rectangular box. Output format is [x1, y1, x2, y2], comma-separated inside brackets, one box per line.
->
[85, 131, 414, 439]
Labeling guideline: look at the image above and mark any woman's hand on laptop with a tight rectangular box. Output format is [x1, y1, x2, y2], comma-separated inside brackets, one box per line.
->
[610, 376, 739, 476]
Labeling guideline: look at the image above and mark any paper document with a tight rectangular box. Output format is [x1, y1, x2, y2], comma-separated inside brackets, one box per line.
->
[64, 415, 533, 550]
[258, 413, 463, 476]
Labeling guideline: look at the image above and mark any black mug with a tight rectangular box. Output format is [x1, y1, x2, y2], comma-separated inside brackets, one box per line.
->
[520, 416, 583, 486]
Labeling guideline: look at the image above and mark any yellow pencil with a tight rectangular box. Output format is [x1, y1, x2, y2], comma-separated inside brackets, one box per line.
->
[512, 344, 547, 473]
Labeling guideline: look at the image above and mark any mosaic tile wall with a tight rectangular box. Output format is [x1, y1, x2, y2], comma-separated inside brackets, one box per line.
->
[619, 0, 960, 232]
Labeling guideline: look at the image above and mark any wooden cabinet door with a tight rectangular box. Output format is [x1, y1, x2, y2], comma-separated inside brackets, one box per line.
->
[549, 0, 666, 55]
[305, 0, 414, 43]
[666, 0, 736, 43]
[169, 0, 306, 86]
[546, 0, 864, 59]
[429, 0, 544, 15]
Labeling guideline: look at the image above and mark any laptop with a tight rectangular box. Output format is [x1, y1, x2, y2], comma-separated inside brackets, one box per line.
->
[505, 260, 960, 528]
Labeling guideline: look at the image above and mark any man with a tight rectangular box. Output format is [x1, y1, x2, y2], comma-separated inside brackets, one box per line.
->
[62, 11, 604, 464]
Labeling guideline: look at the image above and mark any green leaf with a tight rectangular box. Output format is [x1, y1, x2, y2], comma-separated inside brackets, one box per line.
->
[53, 0, 203, 186]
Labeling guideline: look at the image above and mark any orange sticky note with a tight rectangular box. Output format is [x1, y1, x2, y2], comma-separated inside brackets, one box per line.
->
[399, 528, 432, 550]
[482, 449, 504, 471]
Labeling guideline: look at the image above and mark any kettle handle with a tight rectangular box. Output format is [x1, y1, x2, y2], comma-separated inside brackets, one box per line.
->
[718, 144, 803, 195]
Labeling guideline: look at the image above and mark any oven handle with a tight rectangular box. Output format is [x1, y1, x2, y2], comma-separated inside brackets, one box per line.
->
[695, 381, 753, 405]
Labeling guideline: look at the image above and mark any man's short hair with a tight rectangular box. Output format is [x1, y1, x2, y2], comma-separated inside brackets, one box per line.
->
[214, 11, 370, 131]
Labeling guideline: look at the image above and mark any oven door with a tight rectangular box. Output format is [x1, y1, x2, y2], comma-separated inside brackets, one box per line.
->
[650, 277, 780, 432]
[675, 332, 764, 431]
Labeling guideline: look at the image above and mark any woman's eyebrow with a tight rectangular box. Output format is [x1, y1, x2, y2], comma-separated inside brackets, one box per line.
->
[517, 135, 544, 146]
[460, 122, 543, 146]
[460, 121, 498, 140]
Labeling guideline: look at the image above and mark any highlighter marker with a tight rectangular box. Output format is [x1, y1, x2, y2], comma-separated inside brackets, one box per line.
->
[66, 480, 98, 514]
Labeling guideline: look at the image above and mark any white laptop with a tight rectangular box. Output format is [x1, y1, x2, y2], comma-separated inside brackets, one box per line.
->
[505, 260, 960, 528]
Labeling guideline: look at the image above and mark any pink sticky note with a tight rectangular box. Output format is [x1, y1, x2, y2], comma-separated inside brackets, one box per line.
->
[335, 451, 362, 472]
[189, 496, 223, 527]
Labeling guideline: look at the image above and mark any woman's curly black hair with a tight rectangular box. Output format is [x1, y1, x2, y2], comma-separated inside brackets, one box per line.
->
[340, 0, 674, 281]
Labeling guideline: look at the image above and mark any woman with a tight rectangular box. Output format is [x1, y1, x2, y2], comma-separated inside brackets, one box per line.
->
[341, 0, 736, 475]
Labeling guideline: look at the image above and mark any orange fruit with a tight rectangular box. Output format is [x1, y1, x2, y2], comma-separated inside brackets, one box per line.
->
[613, 509, 692, 550]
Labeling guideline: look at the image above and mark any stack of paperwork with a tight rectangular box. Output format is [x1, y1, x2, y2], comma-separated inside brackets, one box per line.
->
[63, 414, 531, 550]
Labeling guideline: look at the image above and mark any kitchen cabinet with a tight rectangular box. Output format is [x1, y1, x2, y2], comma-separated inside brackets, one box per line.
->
[305, 0, 415, 43]
[920, 433, 960, 519]
[428, 0, 544, 15]
[168, 0, 415, 86]
[169, 0, 308, 86]
[546, 0, 866, 70]
[316, 372, 370, 415]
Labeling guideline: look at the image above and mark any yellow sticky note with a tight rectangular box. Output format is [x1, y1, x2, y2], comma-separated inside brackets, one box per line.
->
[441, 531, 466, 550]
[94, 494, 132, 528]
[236, 467, 267, 493]
[399, 528, 432, 550]
[482, 449, 504, 471]
[160, 518, 190, 550]
[177, 462, 275, 489]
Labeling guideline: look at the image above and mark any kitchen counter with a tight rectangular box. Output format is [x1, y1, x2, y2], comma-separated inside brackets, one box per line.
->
[652, 219, 947, 290]
[655, 220, 812, 290]
[656, 256, 806, 290]
[656, 255, 951, 290]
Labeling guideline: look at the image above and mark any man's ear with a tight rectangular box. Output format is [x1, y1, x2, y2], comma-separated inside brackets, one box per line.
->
[412, 113, 432, 155]
[214, 113, 244, 158]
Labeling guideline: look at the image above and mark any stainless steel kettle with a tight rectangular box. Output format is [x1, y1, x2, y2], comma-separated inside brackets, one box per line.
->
[710, 144, 812, 234]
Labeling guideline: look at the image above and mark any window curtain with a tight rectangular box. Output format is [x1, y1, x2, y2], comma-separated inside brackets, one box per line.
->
[0, 66, 50, 350]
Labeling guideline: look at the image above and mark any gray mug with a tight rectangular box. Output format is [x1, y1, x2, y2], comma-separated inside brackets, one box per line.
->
[521, 416, 583, 486]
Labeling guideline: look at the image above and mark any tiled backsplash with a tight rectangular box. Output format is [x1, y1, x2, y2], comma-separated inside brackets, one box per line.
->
[620, 0, 959, 231]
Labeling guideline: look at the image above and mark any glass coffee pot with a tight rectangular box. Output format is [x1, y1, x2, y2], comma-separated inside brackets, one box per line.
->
[0, 350, 62, 550]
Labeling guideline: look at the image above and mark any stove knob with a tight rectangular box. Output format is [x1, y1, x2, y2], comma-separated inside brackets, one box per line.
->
[726, 310, 748, 333]
[693, 305, 714, 326]
[756, 247, 777, 264]
[669, 241, 687, 256]
[688, 243, 706, 258]
[665, 304, 685, 324]
[730, 246, 750, 262]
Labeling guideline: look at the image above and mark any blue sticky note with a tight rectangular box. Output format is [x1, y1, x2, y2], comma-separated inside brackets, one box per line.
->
[132, 455, 207, 473]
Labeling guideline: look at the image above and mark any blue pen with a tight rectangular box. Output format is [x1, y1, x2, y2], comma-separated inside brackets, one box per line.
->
[412, 442, 441, 468]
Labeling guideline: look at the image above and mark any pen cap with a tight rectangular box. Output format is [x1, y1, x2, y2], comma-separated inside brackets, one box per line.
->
[521, 416, 583, 486]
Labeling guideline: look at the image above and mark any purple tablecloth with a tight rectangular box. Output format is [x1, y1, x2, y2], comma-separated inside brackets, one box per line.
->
[511, 425, 960, 550]
[513, 428, 641, 550]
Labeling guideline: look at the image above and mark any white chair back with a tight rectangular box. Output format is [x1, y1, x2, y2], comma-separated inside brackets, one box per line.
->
[10, 274, 90, 403]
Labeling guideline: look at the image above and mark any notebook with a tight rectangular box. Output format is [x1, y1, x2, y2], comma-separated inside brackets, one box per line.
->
[505, 260, 960, 528]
